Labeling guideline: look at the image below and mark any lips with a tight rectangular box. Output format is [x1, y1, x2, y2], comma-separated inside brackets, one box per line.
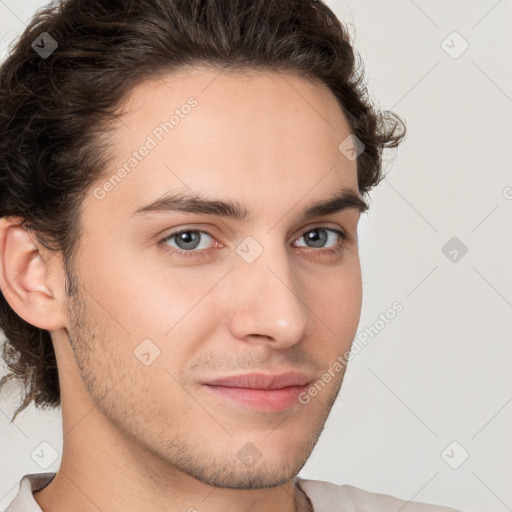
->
[203, 371, 312, 390]
[201, 371, 313, 412]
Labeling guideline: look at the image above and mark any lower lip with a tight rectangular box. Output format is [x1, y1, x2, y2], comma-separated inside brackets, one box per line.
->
[203, 384, 309, 412]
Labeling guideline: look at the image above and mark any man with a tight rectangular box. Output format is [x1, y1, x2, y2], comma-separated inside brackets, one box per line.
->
[0, 0, 462, 510]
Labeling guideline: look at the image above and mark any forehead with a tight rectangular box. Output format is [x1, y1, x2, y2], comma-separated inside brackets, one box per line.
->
[121, 66, 348, 131]
[88, 67, 358, 222]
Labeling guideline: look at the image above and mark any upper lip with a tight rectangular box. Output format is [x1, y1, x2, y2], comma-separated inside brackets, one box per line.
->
[203, 371, 312, 390]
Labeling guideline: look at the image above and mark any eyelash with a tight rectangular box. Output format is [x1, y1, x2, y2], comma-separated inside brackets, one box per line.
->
[158, 226, 350, 259]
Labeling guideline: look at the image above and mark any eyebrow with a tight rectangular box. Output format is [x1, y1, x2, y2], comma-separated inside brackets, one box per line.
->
[127, 186, 368, 221]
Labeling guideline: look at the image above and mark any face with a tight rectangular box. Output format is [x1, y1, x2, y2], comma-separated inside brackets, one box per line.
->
[62, 67, 364, 489]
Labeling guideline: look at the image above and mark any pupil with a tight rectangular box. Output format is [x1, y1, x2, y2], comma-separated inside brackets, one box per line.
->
[307, 229, 326, 248]
[178, 231, 199, 249]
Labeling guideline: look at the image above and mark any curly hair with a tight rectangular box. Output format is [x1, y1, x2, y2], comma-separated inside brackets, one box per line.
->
[0, 0, 406, 422]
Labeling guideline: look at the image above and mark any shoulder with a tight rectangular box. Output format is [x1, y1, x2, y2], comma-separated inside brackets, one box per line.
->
[296, 477, 463, 512]
[5, 472, 55, 512]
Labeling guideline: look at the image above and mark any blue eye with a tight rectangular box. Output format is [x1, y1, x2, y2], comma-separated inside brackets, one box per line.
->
[159, 227, 348, 258]
[165, 230, 212, 251]
[294, 227, 348, 250]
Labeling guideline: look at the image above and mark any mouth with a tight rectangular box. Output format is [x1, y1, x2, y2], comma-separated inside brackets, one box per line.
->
[201, 371, 312, 412]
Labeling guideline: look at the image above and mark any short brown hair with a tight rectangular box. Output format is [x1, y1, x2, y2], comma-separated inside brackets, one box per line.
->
[0, 0, 406, 421]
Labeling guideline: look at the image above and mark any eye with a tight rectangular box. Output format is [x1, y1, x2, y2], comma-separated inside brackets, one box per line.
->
[293, 227, 347, 252]
[159, 226, 349, 259]
[160, 229, 218, 258]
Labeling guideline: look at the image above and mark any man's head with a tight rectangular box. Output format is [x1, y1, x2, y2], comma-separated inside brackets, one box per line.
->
[0, 0, 405, 490]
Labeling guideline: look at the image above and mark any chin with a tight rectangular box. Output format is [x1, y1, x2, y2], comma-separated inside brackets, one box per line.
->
[189, 459, 302, 490]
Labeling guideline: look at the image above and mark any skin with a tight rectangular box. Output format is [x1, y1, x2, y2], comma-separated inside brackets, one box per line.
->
[0, 67, 365, 512]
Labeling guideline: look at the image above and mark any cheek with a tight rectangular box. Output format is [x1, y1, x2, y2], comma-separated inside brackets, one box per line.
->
[299, 264, 362, 368]
[92, 263, 228, 379]
[307, 258, 362, 330]
[341, 263, 363, 321]
[77, 239, 217, 341]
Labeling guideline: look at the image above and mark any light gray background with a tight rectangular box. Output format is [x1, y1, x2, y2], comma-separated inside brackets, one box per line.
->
[1, 1, 511, 511]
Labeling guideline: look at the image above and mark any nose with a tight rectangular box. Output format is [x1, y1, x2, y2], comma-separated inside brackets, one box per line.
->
[227, 244, 314, 349]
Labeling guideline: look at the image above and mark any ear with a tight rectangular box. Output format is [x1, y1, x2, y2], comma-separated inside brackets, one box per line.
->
[0, 217, 67, 331]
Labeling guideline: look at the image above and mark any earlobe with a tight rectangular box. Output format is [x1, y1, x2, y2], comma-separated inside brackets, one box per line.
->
[0, 217, 66, 331]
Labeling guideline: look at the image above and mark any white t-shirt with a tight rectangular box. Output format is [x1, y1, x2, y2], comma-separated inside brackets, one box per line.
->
[3, 472, 463, 512]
